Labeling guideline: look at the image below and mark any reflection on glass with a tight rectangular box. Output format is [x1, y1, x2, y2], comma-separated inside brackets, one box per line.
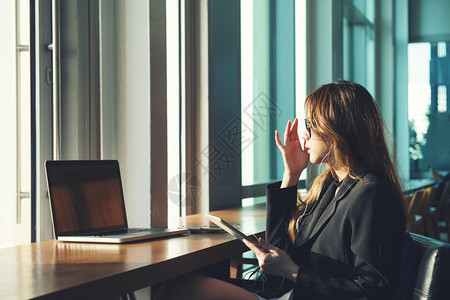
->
[241, 0, 271, 186]
[242, 196, 265, 208]
[47, 163, 127, 235]
[408, 42, 450, 176]
[241, 0, 300, 187]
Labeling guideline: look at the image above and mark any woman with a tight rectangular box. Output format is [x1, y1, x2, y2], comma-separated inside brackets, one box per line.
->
[155, 81, 406, 300]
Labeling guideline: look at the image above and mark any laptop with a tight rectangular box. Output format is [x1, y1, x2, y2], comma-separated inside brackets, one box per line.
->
[45, 160, 188, 243]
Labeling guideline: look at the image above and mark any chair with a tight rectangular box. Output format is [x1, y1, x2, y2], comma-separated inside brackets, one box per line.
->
[415, 187, 439, 239]
[230, 256, 259, 280]
[394, 232, 450, 300]
[433, 181, 450, 239]
[405, 190, 426, 235]
[230, 232, 450, 299]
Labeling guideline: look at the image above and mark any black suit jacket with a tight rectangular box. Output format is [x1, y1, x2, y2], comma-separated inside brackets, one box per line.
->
[263, 170, 406, 300]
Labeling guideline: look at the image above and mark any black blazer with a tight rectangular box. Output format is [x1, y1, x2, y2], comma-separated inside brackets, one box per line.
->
[263, 170, 406, 300]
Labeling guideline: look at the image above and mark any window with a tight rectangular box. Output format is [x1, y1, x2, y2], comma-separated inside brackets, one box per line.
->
[437, 85, 447, 113]
[164, 0, 307, 217]
[408, 42, 450, 177]
[27, 0, 168, 241]
[0, 0, 31, 248]
[167, 0, 182, 227]
[240, 0, 307, 207]
[342, 0, 375, 94]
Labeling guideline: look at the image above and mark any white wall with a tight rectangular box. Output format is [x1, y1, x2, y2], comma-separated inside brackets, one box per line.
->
[0, 1, 15, 247]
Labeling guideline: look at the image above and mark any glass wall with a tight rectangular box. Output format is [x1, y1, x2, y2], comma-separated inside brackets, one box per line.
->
[240, 0, 272, 189]
[408, 42, 450, 177]
[166, 0, 182, 226]
[342, 0, 375, 95]
[241, 0, 306, 207]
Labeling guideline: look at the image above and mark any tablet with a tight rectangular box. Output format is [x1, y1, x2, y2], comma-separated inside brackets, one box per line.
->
[187, 226, 225, 234]
[205, 214, 259, 244]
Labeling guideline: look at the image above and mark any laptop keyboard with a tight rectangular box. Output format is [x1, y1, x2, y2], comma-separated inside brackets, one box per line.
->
[80, 228, 149, 237]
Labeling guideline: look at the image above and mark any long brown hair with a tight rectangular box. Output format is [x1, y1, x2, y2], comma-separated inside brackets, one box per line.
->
[288, 81, 404, 241]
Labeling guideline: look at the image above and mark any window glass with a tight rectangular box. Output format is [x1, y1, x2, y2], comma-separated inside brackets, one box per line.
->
[241, 0, 305, 194]
[242, 196, 266, 208]
[365, 32, 375, 95]
[437, 85, 447, 113]
[166, 0, 182, 227]
[408, 42, 450, 177]
[343, 17, 352, 80]
[241, 0, 272, 187]
[342, 1, 374, 95]
[352, 0, 374, 23]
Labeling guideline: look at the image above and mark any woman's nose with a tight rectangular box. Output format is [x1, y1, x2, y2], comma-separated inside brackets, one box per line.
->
[301, 129, 311, 141]
[305, 140, 311, 150]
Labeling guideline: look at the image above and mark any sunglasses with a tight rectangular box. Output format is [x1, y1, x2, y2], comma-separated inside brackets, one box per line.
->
[304, 119, 312, 137]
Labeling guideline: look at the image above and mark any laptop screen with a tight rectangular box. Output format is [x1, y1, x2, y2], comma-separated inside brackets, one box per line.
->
[46, 160, 128, 236]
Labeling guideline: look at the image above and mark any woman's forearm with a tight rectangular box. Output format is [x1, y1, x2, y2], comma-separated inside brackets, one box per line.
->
[281, 171, 301, 188]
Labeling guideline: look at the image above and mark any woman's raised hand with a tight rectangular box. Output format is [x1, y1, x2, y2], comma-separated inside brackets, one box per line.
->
[275, 118, 309, 187]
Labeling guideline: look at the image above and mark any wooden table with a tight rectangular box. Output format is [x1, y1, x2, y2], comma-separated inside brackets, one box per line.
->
[403, 178, 435, 194]
[0, 205, 266, 299]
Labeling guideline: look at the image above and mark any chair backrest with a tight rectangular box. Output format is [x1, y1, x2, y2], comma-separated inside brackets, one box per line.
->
[434, 180, 450, 209]
[441, 180, 450, 200]
[408, 190, 424, 217]
[418, 187, 437, 213]
[394, 232, 450, 300]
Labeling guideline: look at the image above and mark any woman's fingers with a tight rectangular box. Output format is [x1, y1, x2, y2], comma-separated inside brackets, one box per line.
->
[284, 120, 291, 144]
[291, 118, 299, 141]
[258, 238, 275, 250]
[243, 239, 269, 255]
[275, 130, 284, 150]
[277, 118, 304, 153]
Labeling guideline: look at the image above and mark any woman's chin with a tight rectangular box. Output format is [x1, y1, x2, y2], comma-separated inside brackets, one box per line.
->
[309, 157, 320, 164]
[310, 157, 327, 165]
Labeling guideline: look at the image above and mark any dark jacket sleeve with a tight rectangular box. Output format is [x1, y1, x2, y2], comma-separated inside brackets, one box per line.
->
[292, 182, 405, 300]
[263, 182, 298, 297]
[265, 181, 297, 250]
